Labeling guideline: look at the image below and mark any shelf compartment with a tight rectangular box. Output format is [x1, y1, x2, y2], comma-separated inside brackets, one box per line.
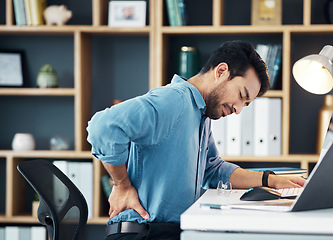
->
[0, 96, 75, 151]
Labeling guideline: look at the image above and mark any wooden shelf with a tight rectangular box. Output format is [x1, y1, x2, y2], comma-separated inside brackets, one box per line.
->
[0, 88, 76, 96]
[1, 0, 332, 226]
[0, 150, 92, 158]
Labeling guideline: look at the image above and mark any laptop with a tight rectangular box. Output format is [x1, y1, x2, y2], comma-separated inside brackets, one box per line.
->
[231, 113, 333, 212]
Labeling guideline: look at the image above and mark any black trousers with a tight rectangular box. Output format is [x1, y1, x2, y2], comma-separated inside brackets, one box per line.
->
[105, 223, 181, 240]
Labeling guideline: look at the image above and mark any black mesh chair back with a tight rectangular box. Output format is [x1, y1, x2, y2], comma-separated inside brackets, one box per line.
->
[17, 159, 88, 240]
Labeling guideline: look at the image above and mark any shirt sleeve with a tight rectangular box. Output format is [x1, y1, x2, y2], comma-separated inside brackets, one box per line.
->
[202, 120, 240, 189]
[86, 88, 185, 165]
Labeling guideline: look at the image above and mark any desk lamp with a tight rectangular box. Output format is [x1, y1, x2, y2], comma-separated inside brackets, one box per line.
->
[292, 45, 333, 153]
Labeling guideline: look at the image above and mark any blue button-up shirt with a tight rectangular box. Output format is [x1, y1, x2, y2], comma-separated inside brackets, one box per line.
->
[87, 75, 239, 224]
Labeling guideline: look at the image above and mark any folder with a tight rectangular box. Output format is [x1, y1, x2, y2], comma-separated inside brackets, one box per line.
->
[254, 98, 282, 155]
[79, 162, 93, 219]
[240, 103, 254, 155]
[30, 226, 46, 240]
[211, 118, 226, 155]
[19, 227, 31, 240]
[5, 226, 19, 240]
[268, 98, 282, 155]
[53, 160, 69, 209]
[254, 98, 270, 155]
[226, 113, 242, 155]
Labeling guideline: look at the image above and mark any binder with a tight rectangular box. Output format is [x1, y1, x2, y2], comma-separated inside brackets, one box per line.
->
[254, 98, 282, 155]
[19, 227, 31, 240]
[211, 118, 226, 155]
[0, 228, 4, 240]
[240, 103, 255, 155]
[5, 226, 19, 240]
[226, 113, 242, 156]
[30, 226, 46, 240]
[53, 161, 69, 209]
[268, 98, 282, 155]
[79, 162, 93, 219]
[254, 98, 270, 155]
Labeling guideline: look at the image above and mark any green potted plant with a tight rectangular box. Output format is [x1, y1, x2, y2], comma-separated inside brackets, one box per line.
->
[37, 64, 58, 88]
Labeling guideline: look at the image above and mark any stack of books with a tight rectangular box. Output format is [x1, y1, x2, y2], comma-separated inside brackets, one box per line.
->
[13, 0, 46, 26]
[246, 167, 307, 178]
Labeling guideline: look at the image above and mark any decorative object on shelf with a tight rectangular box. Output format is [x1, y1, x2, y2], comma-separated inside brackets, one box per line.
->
[108, 1, 146, 27]
[251, 0, 282, 25]
[12, 133, 35, 151]
[36, 64, 58, 88]
[325, 0, 333, 24]
[292, 45, 333, 95]
[50, 136, 69, 150]
[43, 5, 72, 26]
[0, 51, 24, 87]
[178, 46, 200, 79]
[317, 95, 333, 154]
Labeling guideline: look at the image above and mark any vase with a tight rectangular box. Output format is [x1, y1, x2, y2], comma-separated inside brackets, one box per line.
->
[12, 133, 35, 151]
[178, 46, 200, 79]
[37, 72, 58, 88]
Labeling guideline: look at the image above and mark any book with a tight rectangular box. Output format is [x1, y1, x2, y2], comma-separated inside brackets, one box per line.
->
[177, 0, 188, 25]
[166, 0, 182, 26]
[29, 0, 46, 25]
[246, 167, 307, 175]
[13, 0, 27, 25]
[24, 0, 32, 25]
[255, 44, 282, 90]
[270, 45, 282, 89]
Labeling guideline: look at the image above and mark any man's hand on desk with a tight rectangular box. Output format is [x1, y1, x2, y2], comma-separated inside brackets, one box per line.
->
[269, 174, 306, 189]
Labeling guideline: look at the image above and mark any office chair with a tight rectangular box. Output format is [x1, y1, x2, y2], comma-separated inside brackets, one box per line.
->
[17, 159, 88, 240]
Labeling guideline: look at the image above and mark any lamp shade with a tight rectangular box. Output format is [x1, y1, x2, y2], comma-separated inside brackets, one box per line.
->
[292, 45, 333, 94]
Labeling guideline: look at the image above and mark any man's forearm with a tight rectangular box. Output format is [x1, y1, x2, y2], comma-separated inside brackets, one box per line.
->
[229, 168, 263, 188]
[102, 162, 131, 188]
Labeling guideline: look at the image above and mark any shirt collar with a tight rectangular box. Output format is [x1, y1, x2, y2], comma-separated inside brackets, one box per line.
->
[171, 74, 206, 114]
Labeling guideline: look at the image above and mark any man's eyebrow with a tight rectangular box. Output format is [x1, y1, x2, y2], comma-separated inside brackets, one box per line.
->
[244, 87, 250, 100]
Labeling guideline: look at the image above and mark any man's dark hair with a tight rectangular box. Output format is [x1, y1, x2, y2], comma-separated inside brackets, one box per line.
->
[200, 40, 270, 97]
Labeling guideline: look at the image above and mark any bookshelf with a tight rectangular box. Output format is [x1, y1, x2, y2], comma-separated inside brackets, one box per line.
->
[0, 0, 332, 228]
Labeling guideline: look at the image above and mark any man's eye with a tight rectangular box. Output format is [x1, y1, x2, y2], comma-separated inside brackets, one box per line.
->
[240, 92, 243, 99]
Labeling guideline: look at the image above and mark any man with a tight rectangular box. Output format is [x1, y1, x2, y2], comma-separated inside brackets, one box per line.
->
[87, 41, 306, 240]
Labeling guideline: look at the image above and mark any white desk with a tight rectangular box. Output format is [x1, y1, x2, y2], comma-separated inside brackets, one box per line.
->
[181, 189, 333, 239]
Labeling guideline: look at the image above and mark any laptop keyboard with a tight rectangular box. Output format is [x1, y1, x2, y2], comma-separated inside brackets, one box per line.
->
[273, 188, 304, 198]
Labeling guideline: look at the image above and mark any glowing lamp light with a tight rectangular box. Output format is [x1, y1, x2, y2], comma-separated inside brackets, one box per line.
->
[292, 45, 333, 95]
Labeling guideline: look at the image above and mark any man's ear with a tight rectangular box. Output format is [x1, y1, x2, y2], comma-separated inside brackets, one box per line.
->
[215, 62, 229, 79]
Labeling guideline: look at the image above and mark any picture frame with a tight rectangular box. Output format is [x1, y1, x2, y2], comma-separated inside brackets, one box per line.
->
[108, 1, 147, 27]
[0, 51, 24, 87]
[251, 0, 282, 25]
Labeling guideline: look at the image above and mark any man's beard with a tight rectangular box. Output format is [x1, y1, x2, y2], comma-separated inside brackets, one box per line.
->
[204, 83, 226, 120]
